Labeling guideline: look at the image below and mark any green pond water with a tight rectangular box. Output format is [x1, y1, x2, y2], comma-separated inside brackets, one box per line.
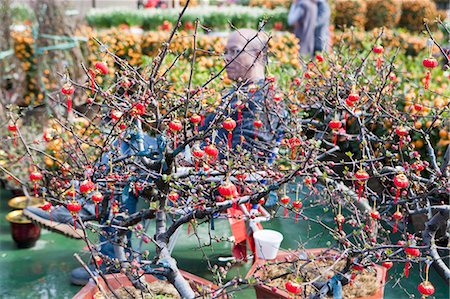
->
[1, 188, 448, 298]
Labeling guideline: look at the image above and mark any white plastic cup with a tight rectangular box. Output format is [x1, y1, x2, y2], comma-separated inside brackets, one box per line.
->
[253, 229, 283, 260]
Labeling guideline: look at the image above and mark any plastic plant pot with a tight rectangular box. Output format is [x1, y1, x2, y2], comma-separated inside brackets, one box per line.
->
[73, 270, 227, 299]
[246, 248, 386, 299]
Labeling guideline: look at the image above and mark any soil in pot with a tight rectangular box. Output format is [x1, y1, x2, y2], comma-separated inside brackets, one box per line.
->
[258, 256, 378, 299]
[94, 279, 209, 299]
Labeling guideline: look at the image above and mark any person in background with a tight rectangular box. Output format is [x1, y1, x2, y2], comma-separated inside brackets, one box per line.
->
[200, 29, 287, 261]
[314, 0, 330, 53]
[288, 0, 318, 57]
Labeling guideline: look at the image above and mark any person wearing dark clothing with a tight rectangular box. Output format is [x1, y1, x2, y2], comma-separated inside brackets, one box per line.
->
[314, 0, 331, 52]
[288, 0, 318, 57]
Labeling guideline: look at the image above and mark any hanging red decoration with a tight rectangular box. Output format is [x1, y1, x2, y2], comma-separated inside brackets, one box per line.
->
[79, 180, 95, 193]
[253, 119, 263, 140]
[204, 144, 219, 162]
[8, 123, 17, 147]
[222, 118, 236, 150]
[29, 171, 43, 197]
[40, 202, 52, 222]
[280, 195, 290, 218]
[418, 263, 435, 298]
[190, 114, 202, 134]
[354, 169, 370, 200]
[393, 173, 409, 204]
[329, 119, 342, 146]
[192, 148, 204, 172]
[91, 191, 103, 218]
[169, 119, 183, 148]
[373, 45, 384, 69]
[94, 61, 109, 75]
[395, 126, 409, 149]
[292, 200, 302, 223]
[67, 201, 82, 230]
[392, 206, 403, 233]
[422, 57, 438, 90]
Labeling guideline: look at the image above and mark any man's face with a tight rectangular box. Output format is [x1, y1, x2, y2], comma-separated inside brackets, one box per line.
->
[224, 33, 261, 82]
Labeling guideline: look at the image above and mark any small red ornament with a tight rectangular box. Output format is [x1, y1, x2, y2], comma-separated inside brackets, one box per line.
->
[192, 148, 204, 172]
[130, 102, 146, 116]
[285, 281, 302, 294]
[354, 169, 370, 200]
[222, 118, 237, 149]
[61, 84, 75, 95]
[8, 123, 17, 147]
[168, 191, 180, 202]
[316, 53, 324, 62]
[392, 208, 403, 233]
[67, 201, 82, 230]
[29, 171, 43, 196]
[94, 61, 109, 75]
[373, 45, 384, 54]
[169, 119, 183, 148]
[329, 120, 342, 146]
[218, 182, 237, 199]
[280, 195, 290, 218]
[205, 144, 219, 162]
[382, 261, 393, 270]
[393, 173, 409, 204]
[266, 75, 276, 82]
[190, 114, 201, 133]
[373, 45, 384, 68]
[370, 210, 381, 220]
[422, 57, 438, 89]
[395, 126, 409, 149]
[91, 191, 104, 218]
[79, 180, 95, 193]
[94, 255, 103, 266]
[253, 119, 263, 140]
[418, 281, 435, 297]
[292, 201, 302, 223]
[273, 93, 283, 102]
[347, 92, 359, 102]
[40, 202, 52, 222]
[422, 57, 438, 69]
[110, 110, 123, 121]
[405, 247, 420, 257]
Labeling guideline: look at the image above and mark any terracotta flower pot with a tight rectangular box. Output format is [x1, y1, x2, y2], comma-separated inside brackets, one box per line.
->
[246, 248, 386, 299]
[6, 210, 41, 249]
[8, 196, 44, 210]
[73, 270, 226, 299]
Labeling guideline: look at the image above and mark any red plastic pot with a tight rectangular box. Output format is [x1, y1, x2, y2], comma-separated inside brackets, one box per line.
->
[73, 270, 226, 299]
[246, 248, 386, 299]
[6, 210, 41, 248]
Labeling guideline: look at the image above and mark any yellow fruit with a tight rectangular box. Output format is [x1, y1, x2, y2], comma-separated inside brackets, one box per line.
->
[414, 139, 424, 149]
[45, 156, 54, 167]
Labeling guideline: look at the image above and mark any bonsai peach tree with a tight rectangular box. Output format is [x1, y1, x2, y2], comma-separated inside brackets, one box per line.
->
[1, 5, 449, 298]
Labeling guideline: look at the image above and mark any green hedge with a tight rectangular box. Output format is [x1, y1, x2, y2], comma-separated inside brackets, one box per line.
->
[86, 6, 289, 31]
